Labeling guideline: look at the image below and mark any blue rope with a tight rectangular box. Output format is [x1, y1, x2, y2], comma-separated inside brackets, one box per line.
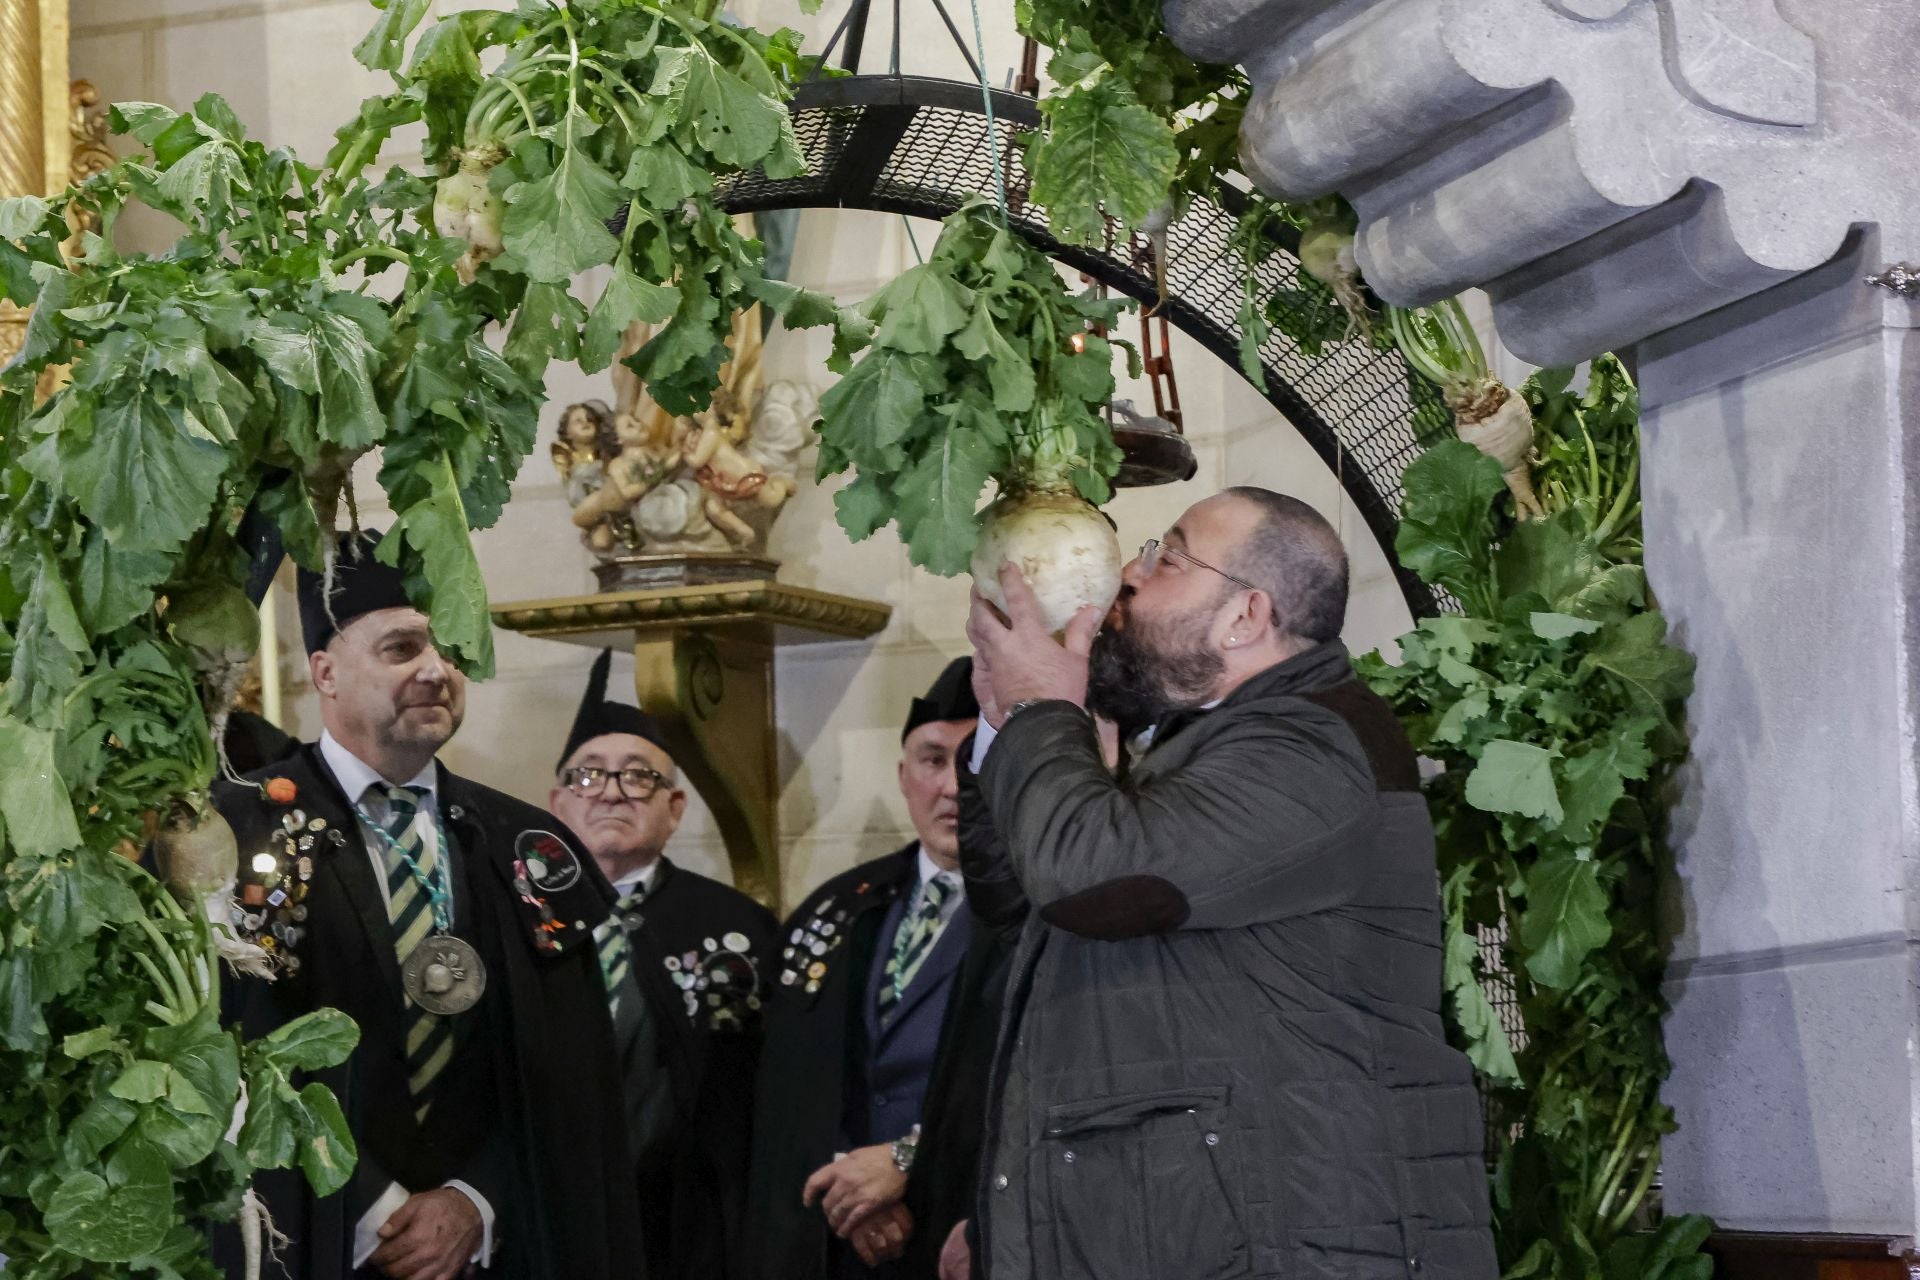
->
[965, 0, 1008, 219]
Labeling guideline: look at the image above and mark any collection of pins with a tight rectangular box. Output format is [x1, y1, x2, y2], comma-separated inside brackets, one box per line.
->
[232, 807, 345, 976]
[778, 897, 853, 995]
[663, 930, 763, 1029]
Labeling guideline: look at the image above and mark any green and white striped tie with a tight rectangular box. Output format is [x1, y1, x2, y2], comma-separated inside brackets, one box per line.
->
[878, 875, 955, 1018]
[595, 891, 645, 1013]
[369, 783, 452, 1121]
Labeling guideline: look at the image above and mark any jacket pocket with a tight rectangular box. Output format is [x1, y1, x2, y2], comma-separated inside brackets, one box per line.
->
[1042, 1085, 1250, 1280]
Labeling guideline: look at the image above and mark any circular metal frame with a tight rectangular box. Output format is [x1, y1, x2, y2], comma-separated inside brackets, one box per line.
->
[719, 74, 1445, 617]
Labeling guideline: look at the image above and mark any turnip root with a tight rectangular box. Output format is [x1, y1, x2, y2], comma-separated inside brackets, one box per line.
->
[237, 1182, 288, 1280]
[1298, 217, 1373, 343]
[433, 145, 506, 282]
[1450, 379, 1545, 520]
[1389, 298, 1546, 521]
[970, 488, 1122, 634]
[154, 806, 276, 980]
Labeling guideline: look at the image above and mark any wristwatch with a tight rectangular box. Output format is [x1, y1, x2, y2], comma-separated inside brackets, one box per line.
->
[890, 1127, 919, 1173]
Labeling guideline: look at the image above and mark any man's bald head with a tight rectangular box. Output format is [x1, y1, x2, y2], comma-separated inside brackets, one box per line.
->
[1221, 487, 1349, 644]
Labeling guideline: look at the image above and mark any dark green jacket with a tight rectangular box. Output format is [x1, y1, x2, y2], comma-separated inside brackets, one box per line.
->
[965, 641, 1497, 1280]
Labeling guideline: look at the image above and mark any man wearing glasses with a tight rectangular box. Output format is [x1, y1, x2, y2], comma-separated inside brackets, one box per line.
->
[956, 487, 1498, 1280]
[549, 650, 778, 1280]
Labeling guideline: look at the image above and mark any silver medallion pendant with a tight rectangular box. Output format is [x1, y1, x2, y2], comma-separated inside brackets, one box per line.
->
[402, 934, 488, 1015]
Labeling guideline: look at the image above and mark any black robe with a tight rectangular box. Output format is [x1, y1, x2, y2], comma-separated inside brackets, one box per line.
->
[616, 857, 779, 1280]
[737, 847, 1006, 1280]
[208, 743, 644, 1280]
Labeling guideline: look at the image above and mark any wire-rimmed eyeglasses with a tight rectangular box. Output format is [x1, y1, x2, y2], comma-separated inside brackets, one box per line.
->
[560, 764, 672, 801]
[1138, 539, 1283, 627]
[1138, 538, 1260, 593]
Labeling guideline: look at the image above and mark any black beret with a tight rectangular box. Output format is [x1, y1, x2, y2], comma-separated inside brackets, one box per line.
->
[902, 656, 979, 741]
[297, 530, 412, 655]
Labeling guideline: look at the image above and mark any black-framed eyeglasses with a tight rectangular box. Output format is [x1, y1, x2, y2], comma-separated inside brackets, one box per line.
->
[560, 764, 672, 801]
[1138, 538, 1260, 592]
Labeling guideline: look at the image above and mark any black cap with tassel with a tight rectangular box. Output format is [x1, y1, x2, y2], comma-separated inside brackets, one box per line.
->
[558, 649, 673, 772]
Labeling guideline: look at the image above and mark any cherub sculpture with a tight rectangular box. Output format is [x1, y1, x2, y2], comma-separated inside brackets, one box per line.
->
[675, 306, 798, 549]
[555, 323, 682, 553]
[554, 305, 813, 566]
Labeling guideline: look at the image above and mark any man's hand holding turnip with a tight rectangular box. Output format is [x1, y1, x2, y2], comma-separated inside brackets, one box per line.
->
[966, 563, 1109, 728]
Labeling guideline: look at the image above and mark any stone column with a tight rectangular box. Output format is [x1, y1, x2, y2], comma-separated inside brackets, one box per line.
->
[1639, 238, 1920, 1237]
[1162, 0, 1920, 1247]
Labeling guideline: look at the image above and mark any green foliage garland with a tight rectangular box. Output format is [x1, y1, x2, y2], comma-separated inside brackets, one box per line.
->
[0, 0, 841, 1269]
[1358, 359, 1709, 1279]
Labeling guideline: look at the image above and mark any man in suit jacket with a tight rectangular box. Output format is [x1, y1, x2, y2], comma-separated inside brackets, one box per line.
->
[741, 657, 999, 1280]
[210, 532, 642, 1280]
[550, 649, 780, 1280]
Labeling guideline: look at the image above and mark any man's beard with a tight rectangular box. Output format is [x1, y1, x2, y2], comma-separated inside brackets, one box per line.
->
[1086, 599, 1225, 733]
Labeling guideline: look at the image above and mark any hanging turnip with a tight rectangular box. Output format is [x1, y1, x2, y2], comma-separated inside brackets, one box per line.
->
[1390, 299, 1545, 520]
[815, 201, 1132, 630]
[1297, 215, 1375, 343]
[153, 801, 276, 979]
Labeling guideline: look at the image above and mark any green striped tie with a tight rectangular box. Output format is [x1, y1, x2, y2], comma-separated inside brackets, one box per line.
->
[594, 892, 645, 1014]
[878, 874, 955, 1018]
[370, 784, 453, 1121]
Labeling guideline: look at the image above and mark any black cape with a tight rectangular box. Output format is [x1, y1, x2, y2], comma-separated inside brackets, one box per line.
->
[617, 857, 779, 1280]
[208, 743, 644, 1280]
[737, 847, 1007, 1280]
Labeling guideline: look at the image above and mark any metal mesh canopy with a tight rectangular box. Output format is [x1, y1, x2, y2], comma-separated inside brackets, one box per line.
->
[719, 75, 1445, 617]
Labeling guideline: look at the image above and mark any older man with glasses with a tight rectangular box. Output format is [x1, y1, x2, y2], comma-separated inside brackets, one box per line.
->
[549, 651, 778, 1280]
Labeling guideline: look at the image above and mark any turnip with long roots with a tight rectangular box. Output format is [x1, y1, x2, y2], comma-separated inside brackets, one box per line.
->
[1390, 298, 1546, 520]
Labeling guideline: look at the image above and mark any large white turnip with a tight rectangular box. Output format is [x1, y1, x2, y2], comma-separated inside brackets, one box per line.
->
[433, 144, 506, 281]
[153, 804, 276, 979]
[969, 488, 1123, 634]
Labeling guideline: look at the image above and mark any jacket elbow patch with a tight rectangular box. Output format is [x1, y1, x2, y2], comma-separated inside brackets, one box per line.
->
[1039, 876, 1191, 939]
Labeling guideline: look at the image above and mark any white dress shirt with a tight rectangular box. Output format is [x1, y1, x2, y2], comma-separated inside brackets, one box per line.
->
[611, 859, 662, 901]
[316, 732, 495, 1269]
[910, 846, 964, 934]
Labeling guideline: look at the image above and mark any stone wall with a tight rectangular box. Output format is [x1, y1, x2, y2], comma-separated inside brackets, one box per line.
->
[1173, 0, 1920, 1238]
[70, 0, 1415, 912]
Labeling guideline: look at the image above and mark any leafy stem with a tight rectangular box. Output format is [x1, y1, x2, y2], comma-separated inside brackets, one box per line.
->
[330, 243, 413, 273]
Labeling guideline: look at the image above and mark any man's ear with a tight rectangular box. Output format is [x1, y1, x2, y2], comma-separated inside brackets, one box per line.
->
[1248, 589, 1280, 643]
[309, 648, 334, 697]
[667, 789, 688, 827]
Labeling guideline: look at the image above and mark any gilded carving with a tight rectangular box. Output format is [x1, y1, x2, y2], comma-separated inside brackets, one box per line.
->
[491, 581, 893, 643]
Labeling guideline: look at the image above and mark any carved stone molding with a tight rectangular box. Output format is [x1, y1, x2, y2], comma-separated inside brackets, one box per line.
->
[1169, 0, 1916, 363]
